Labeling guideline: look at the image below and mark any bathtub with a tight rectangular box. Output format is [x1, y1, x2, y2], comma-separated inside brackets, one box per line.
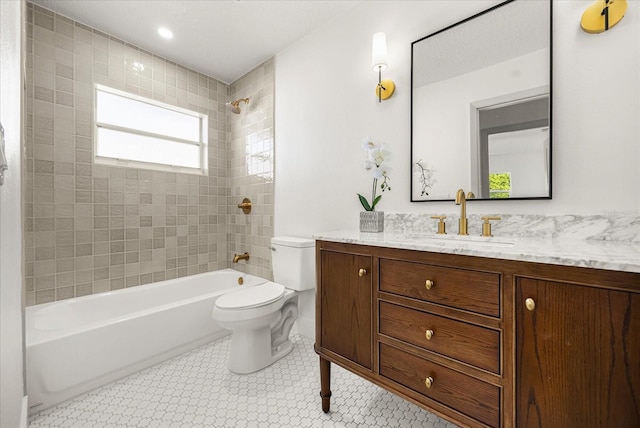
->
[26, 268, 267, 415]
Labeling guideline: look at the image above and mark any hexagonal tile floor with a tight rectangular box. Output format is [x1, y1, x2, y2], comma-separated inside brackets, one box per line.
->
[29, 332, 458, 427]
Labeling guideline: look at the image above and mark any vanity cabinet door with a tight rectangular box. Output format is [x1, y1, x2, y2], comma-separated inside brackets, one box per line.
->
[319, 250, 372, 370]
[516, 278, 640, 428]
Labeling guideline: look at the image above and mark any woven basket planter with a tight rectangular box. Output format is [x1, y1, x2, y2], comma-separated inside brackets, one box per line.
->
[359, 211, 384, 233]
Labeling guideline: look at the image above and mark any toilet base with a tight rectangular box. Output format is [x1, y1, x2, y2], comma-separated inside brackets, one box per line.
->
[227, 325, 290, 374]
[225, 300, 298, 374]
[229, 337, 294, 374]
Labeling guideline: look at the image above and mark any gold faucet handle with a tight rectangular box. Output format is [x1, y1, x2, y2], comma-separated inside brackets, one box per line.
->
[430, 215, 447, 235]
[237, 198, 252, 214]
[481, 216, 501, 237]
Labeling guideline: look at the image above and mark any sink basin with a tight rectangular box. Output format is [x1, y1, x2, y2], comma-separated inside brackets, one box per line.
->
[406, 233, 516, 249]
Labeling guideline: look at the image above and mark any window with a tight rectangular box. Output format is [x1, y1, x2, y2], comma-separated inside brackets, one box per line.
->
[489, 172, 512, 198]
[94, 85, 208, 175]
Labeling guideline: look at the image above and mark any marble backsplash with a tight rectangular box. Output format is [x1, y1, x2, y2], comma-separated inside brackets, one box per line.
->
[384, 213, 640, 243]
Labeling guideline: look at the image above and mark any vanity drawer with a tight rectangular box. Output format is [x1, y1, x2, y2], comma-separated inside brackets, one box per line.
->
[379, 302, 500, 373]
[380, 342, 500, 428]
[379, 259, 500, 317]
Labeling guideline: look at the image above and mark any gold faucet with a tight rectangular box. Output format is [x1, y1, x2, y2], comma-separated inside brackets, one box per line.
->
[455, 188, 468, 235]
[233, 252, 250, 263]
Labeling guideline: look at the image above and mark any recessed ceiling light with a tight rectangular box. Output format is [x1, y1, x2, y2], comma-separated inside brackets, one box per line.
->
[158, 27, 173, 40]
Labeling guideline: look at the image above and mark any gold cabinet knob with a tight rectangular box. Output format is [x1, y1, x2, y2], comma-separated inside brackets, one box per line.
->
[425, 279, 434, 290]
[525, 298, 536, 311]
[358, 268, 367, 277]
[425, 329, 434, 340]
[425, 376, 434, 389]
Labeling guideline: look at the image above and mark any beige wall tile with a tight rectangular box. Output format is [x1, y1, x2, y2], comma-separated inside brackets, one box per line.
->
[25, 2, 274, 304]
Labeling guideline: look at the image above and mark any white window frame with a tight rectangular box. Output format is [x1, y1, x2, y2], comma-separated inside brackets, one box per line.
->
[94, 84, 208, 175]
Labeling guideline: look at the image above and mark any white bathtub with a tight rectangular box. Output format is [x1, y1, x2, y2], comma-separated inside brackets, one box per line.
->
[26, 268, 267, 415]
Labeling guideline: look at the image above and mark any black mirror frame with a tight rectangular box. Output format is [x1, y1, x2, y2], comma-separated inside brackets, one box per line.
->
[410, 0, 553, 202]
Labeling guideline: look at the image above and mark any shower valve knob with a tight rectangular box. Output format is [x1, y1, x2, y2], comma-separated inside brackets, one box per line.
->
[237, 198, 252, 214]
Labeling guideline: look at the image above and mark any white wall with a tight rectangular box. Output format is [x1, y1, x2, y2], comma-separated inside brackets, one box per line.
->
[274, 0, 640, 241]
[1, 0, 26, 426]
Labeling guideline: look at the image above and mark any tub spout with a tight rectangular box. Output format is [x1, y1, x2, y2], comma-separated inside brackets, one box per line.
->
[233, 252, 250, 263]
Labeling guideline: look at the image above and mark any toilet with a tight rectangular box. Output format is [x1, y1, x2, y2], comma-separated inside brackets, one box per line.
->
[212, 236, 315, 374]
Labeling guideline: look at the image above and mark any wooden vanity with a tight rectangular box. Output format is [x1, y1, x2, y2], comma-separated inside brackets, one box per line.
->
[315, 239, 640, 428]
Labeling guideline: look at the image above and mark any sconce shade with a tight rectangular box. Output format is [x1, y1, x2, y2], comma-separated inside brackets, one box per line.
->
[372, 32, 388, 71]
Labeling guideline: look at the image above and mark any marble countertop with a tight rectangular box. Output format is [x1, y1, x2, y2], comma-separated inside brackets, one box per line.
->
[314, 230, 640, 274]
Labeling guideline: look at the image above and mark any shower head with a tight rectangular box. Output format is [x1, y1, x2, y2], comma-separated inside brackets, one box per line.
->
[226, 98, 249, 114]
[226, 102, 241, 114]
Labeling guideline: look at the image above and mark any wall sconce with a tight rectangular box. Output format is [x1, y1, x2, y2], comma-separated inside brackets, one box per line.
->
[372, 32, 395, 103]
[581, 0, 627, 33]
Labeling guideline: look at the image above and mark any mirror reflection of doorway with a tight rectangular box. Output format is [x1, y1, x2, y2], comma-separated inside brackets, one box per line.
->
[473, 96, 549, 198]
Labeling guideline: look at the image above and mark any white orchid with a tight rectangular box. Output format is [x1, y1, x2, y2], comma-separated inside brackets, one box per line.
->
[358, 137, 391, 211]
[368, 146, 390, 165]
[372, 165, 392, 179]
[361, 136, 378, 151]
[363, 159, 374, 171]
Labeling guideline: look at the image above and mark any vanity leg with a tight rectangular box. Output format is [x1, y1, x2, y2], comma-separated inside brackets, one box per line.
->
[320, 356, 332, 413]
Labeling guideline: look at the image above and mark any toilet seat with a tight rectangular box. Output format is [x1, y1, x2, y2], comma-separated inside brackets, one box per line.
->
[216, 282, 285, 310]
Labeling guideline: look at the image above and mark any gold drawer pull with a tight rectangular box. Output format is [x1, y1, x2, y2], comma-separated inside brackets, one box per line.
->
[425, 279, 434, 290]
[358, 268, 367, 277]
[525, 297, 535, 311]
[425, 329, 434, 340]
[425, 376, 434, 389]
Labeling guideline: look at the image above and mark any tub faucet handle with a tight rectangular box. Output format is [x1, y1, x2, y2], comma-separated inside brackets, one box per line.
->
[237, 198, 252, 214]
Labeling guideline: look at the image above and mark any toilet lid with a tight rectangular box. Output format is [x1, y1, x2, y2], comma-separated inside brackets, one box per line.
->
[216, 282, 285, 310]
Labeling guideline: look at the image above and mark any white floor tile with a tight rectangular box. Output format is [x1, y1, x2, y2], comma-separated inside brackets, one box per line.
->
[29, 333, 459, 427]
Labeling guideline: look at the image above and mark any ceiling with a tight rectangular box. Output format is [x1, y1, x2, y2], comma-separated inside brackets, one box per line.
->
[413, 0, 549, 88]
[30, 0, 360, 84]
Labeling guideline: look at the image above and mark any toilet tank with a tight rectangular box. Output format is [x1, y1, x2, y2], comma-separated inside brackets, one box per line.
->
[271, 236, 316, 291]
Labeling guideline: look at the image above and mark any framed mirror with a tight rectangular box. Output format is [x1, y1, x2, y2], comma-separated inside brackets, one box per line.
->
[411, 0, 552, 201]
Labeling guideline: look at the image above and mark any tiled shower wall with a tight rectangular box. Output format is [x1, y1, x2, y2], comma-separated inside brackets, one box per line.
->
[227, 60, 275, 280]
[24, 4, 277, 305]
